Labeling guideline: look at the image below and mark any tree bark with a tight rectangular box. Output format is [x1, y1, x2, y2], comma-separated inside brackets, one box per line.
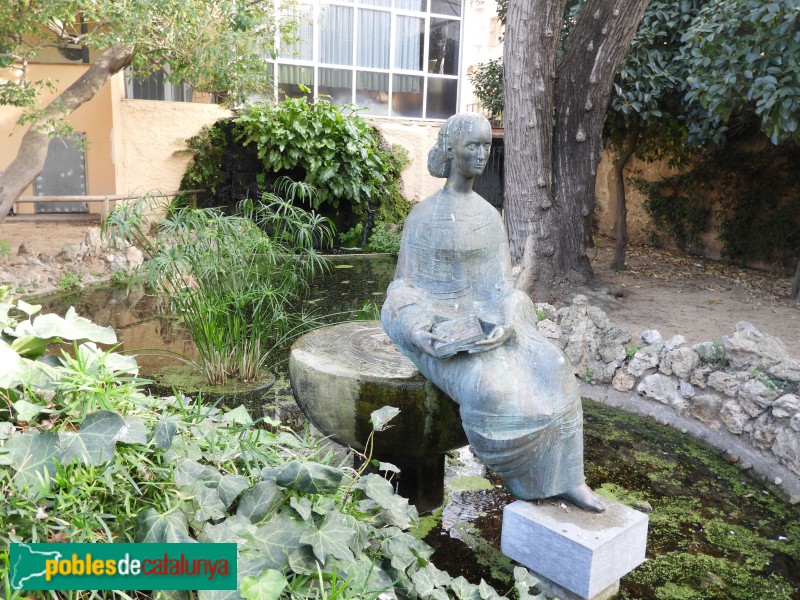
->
[503, 0, 567, 297]
[0, 44, 133, 224]
[504, 0, 650, 299]
[791, 257, 800, 300]
[611, 120, 641, 271]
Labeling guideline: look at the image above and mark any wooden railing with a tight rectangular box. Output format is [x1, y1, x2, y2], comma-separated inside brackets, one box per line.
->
[13, 190, 203, 221]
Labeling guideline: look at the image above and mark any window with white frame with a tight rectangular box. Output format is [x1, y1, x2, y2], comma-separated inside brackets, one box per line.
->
[273, 0, 462, 120]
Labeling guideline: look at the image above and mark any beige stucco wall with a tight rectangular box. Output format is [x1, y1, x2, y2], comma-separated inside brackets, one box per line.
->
[373, 119, 442, 204]
[459, 0, 503, 112]
[0, 63, 116, 213]
[116, 99, 230, 196]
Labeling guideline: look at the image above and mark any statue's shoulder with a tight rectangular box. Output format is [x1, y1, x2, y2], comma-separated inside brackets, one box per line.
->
[406, 190, 447, 221]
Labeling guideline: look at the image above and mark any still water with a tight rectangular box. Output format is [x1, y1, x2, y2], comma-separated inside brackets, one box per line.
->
[38, 255, 800, 600]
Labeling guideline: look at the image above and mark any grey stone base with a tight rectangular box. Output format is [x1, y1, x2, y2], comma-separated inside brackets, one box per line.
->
[501, 499, 648, 600]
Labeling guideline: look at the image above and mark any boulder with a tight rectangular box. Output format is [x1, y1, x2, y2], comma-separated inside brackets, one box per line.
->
[641, 329, 662, 345]
[637, 373, 680, 406]
[722, 321, 794, 370]
[749, 413, 778, 451]
[720, 400, 750, 435]
[660, 346, 700, 379]
[627, 344, 661, 377]
[612, 369, 636, 392]
[688, 392, 722, 428]
[738, 379, 779, 416]
[56, 242, 89, 263]
[706, 371, 740, 397]
[773, 394, 800, 419]
[536, 318, 561, 340]
[772, 427, 800, 476]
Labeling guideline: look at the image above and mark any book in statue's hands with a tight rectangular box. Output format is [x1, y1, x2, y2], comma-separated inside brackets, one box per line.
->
[431, 315, 495, 358]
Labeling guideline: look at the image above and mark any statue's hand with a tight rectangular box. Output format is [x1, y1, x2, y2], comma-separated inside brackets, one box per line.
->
[411, 329, 448, 356]
[469, 325, 513, 353]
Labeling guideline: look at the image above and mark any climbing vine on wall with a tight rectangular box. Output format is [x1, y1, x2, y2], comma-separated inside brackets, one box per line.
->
[180, 98, 410, 239]
[637, 142, 800, 270]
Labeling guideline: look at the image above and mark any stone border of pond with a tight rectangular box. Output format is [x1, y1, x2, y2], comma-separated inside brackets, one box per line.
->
[534, 295, 800, 505]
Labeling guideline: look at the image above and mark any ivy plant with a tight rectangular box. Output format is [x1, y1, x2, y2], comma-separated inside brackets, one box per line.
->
[0, 297, 542, 599]
[181, 99, 411, 243]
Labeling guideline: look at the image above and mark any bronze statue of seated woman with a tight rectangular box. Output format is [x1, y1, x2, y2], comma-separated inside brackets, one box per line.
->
[381, 112, 605, 512]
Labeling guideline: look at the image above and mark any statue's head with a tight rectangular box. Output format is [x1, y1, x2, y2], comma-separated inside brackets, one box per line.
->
[428, 113, 492, 178]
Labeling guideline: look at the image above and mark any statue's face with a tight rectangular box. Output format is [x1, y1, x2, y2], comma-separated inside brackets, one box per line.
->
[450, 119, 492, 179]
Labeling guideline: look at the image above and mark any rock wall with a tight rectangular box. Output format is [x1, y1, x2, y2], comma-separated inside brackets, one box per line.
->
[0, 227, 142, 295]
[536, 296, 800, 503]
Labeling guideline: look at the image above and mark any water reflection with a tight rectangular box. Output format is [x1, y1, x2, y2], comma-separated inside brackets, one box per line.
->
[38, 255, 399, 375]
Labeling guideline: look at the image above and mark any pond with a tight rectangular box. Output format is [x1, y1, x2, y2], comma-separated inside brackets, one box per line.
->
[38, 255, 800, 600]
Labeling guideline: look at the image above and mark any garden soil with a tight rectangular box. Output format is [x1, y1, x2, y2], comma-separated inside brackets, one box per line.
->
[2, 220, 798, 353]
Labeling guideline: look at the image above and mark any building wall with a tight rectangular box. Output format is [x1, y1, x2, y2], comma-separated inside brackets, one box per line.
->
[0, 63, 116, 214]
[373, 120, 442, 204]
[115, 98, 230, 196]
[458, 0, 503, 112]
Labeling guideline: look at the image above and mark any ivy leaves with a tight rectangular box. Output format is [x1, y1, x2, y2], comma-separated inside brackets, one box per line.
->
[233, 98, 386, 213]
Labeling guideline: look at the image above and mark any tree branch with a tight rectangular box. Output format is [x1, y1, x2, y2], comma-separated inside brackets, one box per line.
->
[0, 44, 133, 224]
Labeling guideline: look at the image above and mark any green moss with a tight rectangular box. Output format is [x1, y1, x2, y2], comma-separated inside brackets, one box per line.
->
[628, 552, 795, 600]
[595, 482, 649, 506]
[452, 522, 516, 587]
[410, 508, 442, 540]
[448, 476, 494, 493]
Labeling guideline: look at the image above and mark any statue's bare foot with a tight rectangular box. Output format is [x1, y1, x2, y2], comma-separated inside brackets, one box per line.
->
[559, 483, 606, 512]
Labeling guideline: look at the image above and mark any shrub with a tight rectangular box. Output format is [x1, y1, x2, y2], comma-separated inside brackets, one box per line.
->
[181, 98, 411, 242]
[104, 182, 333, 386]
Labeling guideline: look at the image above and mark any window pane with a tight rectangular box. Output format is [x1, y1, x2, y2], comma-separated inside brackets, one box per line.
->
[320, 5, 354, 65]
[397, 0, 425, 10]
[278, 64, 313, 100]
[428, 17, 459, 75]
[280, 4, 313, 60]
[395, 16, 424, 71]
[392, 75, 423, 118]
[319, 68, 353, 104]
[425, 76, 457, 119]
[358, 9, 390, 69]
[131, 70, 166, 100]
[356, 71, 389, 115]
[360, 0, 391, 6]
[430, 0, 460, 16]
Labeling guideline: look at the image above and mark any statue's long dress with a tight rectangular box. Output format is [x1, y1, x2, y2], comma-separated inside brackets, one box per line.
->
[381, 189, 585, 499]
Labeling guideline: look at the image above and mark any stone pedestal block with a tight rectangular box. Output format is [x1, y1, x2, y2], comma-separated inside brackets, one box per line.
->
[501, 499, 648, 600]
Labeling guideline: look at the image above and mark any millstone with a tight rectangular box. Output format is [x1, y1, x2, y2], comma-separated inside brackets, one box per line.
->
[289, 321, 468, 510]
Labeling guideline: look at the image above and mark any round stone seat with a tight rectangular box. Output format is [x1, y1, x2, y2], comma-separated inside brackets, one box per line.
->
[289, 320, 468, 510]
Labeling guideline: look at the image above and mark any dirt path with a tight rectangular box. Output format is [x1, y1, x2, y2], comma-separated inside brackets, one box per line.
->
[2, 221, 798, 355]
[582, 237, 800, 351]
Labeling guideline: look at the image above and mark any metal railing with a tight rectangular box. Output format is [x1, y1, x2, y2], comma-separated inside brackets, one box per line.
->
[13, 190, 203, 221]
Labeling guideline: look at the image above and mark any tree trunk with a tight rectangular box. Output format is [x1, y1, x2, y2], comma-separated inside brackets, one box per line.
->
[504, 0, 650, 299]
[0, 44, 133, 224]
[503, 0, 567, 297]
[791, 257, 800, 300]
[611, 120, 641, 271]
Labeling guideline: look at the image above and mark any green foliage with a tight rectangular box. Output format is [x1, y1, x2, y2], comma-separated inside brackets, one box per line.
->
[638, 145, 800, 268]
[57, 271, 81, 292]
[365, 223, 402, 256]
[635, 173, 713, 255]
[481, 0, 800, 155]
[469, 58, 504, 119]
[0, 239, 10, 258]
[181, 99, 410, 243]
[0, 0, 295, 118]
[103, 185, 333, 386]
[1, 332, 521, 600]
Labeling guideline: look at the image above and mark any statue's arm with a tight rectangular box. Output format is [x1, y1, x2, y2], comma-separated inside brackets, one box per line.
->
[381, 280, 445, 356]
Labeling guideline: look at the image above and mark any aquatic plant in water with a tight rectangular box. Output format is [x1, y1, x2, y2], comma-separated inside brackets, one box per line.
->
[104, 181, 333, 385]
